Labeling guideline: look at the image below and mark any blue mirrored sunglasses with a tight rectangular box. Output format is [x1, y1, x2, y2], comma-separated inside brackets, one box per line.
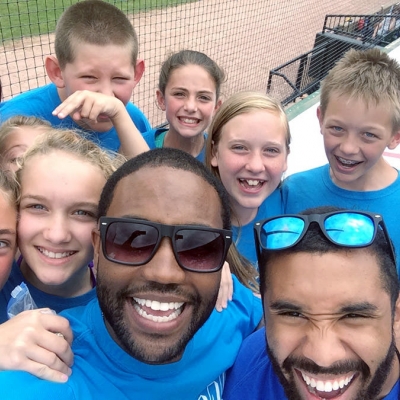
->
[254, 211, 396, 264]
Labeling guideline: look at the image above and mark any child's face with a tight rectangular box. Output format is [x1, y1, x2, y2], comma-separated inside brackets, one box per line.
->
[1, 126, 47, 172]
[211, 110, 288, 224]
[0, 192, 17, 290]
[17, 151, 106, 296]
[59, 42, 140, 133]
[156, 64, 220, 140]
[319, 93, 400, 190]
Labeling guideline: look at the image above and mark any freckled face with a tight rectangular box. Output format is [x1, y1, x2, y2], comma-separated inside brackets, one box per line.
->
[263, 250, 399, 400]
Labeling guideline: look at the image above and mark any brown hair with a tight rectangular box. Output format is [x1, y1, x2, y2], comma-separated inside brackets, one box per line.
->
[158, 50, 225, 99]
[55, 0, 139, 69]
[320, 48, 400, 132]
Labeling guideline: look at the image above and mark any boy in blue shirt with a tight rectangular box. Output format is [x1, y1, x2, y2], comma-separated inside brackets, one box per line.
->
[282, 48, 400, 271]
[0, 1, 150, 152]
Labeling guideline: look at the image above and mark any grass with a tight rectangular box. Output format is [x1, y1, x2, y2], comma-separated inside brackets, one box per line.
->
[0, 0, 195, 42]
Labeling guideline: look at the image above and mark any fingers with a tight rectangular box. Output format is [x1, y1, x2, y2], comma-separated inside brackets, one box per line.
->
[52, 90, 122, 121]
[215, 261, 233, 312]
[0, 309, 74, 382]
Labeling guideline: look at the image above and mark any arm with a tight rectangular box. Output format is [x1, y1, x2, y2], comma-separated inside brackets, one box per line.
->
[0, 308, 73, 382]
[52, 90, 150, 158]
[215, 261, 233, 312]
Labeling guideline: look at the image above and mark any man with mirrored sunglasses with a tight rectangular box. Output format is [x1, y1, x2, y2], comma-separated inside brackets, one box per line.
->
[224, 206, 400, 400]
[0, 148, 262, 400]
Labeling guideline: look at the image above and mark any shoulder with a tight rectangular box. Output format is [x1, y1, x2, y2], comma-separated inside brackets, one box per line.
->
[142, 127, 167, 149]
[223, 328, 286, 399]
[125, 102, 151, 132]
[0, 371, 76, 400]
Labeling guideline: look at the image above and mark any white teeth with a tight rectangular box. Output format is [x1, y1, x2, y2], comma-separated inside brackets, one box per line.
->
[301, 372, 355, 393]
[38, 248, 74, 259]
[133, 298, 184, 311]
[240, 179, 264, 186]
[338, 157, 358, 165]
[180, 117, 198, 124]
[133, 303, 182, 323]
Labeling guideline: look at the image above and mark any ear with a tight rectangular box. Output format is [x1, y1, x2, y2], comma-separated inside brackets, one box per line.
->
[91, 228, 101, 270]
[132, 59, 145, 88]
[387, 130, 400, 150]
[156, 89, 166, 111]
[210, 140, 219, 167]
[45, 56, 65, 88]
[393, 294, 400, 344]
[316, 106, 324, 133]
[214, 98, 222, 112]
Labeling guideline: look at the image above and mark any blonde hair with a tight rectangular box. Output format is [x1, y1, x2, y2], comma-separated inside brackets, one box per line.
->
[16, 128, 126, 201]
[0, 116, 51, 155]
[320, 48, 400, 132]
[0, 169, 19, 209]
[205, 91, 291, 178]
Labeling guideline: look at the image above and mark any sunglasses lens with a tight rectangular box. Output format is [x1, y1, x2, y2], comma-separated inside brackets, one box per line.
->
[260, 217, 305, 249]
[325, 213, 375, 246]
[105, 222, 158, 264]
[175, 229, 225, 271]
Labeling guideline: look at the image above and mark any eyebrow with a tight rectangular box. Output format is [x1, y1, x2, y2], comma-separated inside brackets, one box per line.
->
[119, 215, 218, 229]
[171, 87, 214, 94]
[0, 229, 16, 236]
[269, 300, 379, 314]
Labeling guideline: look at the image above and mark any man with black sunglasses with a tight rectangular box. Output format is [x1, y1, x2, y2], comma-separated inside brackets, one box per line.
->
[224, 206, 400, 400]
[0, 148, 261, 399]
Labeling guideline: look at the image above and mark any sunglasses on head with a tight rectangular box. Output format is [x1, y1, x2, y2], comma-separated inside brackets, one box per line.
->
[254, 210, 396, 263]
[99, 217, 232, 273]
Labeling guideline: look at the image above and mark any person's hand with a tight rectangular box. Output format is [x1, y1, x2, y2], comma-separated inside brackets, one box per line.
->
[0, 308, 73, 382]
[52, 90, 124, 123]
[215, 261, 233, 312]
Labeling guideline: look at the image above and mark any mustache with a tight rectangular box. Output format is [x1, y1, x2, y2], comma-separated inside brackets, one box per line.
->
[282, 355, 370, 379]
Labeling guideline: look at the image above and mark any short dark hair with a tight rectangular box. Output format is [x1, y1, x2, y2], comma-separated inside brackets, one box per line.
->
[98, 148, 231, 230]
[55, 0, 139, 69]
[259, 206, 399, 310]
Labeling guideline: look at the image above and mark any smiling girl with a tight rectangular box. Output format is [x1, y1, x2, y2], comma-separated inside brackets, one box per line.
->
[0, 128, 124, 322]
[143, 50, 225, 161]
[206, 91, 291, 267]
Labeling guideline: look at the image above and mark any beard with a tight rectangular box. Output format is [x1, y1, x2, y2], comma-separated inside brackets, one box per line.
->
[266, 337, 397, 400]
[97, 275, 218, 364]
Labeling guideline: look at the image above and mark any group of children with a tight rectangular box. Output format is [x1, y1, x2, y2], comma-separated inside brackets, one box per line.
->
[0, 0, 400, 391]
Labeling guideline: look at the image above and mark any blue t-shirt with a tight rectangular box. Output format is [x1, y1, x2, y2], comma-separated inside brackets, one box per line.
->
[282, 164, 400, 274]
[142, 127, 207, 162]
[223, 328, 400, 400]
[0, 83, 151, 152]
[0, 275, 262, 399]
[0, 260, 96, 323]
[233, 188, 284, 268]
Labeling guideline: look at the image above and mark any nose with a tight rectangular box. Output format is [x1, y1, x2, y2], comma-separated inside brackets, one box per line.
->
[97, 81, 114, 97]
[141, 238, 186, 284]
[301, 324, 347, 368]
[339, 134, 360, 156]
[183, 96, 197, 113]
[42, 214, 72, 244]
[245, 152, 265, 173]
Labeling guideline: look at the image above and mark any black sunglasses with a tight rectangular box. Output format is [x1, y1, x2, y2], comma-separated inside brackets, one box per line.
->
[254, 210, 396, 264]
[99, 217, 232, 273]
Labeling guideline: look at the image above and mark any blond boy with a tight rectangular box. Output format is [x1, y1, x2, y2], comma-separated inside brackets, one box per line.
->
[283, 48, 400, 270]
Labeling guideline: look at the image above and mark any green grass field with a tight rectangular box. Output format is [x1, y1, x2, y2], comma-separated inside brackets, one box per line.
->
[0, 0, 195, 42]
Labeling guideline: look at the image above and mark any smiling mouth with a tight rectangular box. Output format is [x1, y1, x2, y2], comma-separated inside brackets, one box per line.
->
[335, 156, 362, 169]
[132, 297, 185, 323]
[239, 179, 265, 189]
[37, 247, 76, 259]
[178, 117, 200, 125]
[298, 369, 357, 399]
